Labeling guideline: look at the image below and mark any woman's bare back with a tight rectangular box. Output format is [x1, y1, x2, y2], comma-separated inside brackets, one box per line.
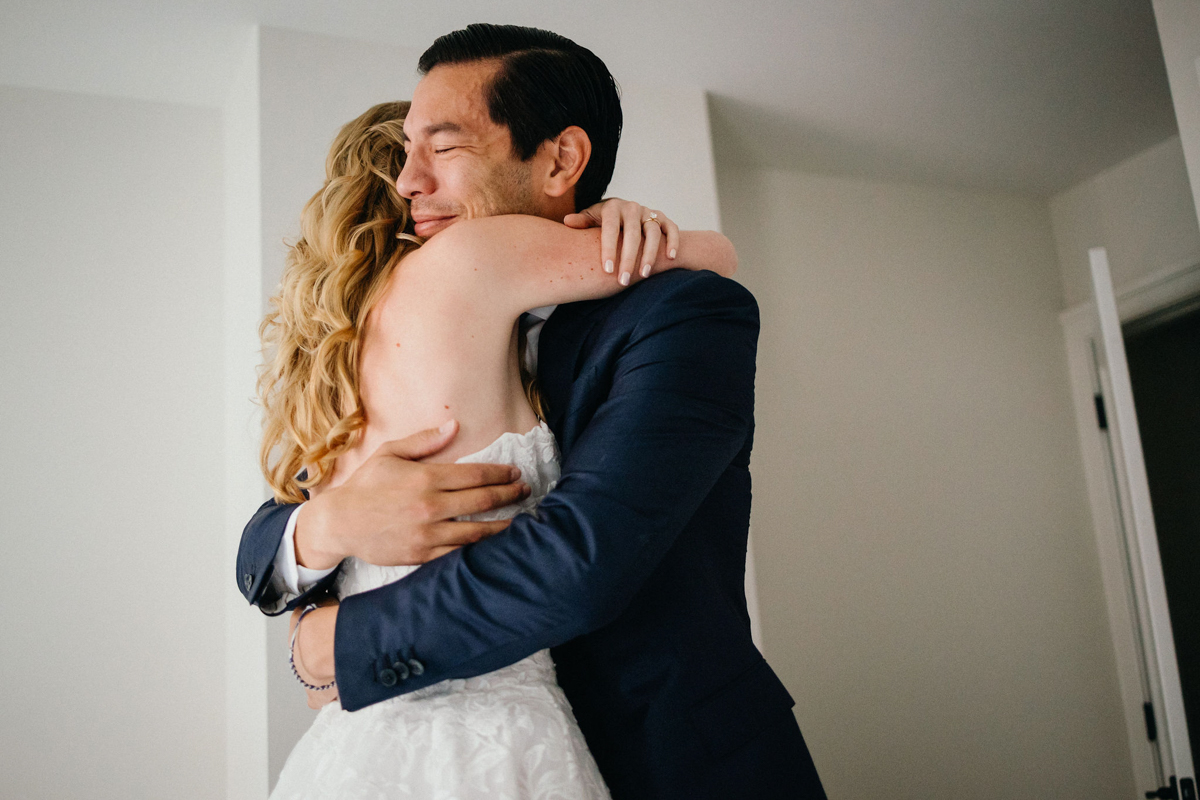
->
[319, 214, 737, 491]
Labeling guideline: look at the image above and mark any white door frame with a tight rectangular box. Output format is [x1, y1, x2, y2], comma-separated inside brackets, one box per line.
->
[1060, 253, 1200, 796]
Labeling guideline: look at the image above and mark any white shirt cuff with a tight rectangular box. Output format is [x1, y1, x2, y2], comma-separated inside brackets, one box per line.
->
[271, 503, 337, 598]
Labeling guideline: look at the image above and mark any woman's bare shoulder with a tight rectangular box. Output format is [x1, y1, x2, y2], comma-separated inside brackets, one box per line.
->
[384, 216, 561, 312]
[399, 215, 573, 290]
[414, 215, 562, 263]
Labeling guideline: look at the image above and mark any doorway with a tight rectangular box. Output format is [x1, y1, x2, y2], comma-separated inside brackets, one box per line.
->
[1125, 299, 1200, 771]
[1060, 260, 1200, 793]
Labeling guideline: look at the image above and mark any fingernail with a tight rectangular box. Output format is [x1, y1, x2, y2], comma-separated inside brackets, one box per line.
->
[439, 419, 455, 434]
[522, 483, 532, 496]
[510, 466, 522, 481]
[641, 264, 652, 278]
[605, 260, 614, 273]
[669, 249, 677, 259]
[619, 272, 630, 286]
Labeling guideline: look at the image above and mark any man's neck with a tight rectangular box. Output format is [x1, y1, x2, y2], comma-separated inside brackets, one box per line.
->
[533, 194, 575, 223]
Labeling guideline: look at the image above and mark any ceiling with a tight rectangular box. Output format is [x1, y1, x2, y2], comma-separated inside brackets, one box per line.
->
[0, 0, 1178, 197]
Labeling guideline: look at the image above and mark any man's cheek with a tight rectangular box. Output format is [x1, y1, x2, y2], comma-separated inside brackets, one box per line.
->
[443, 169, 478, 217]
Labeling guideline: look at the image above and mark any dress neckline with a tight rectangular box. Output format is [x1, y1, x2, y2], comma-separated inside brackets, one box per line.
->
[454, 421, 554, 463]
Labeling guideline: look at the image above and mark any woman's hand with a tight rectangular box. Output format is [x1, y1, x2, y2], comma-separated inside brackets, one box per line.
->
[564, 198, 681, 287]
[289, 597, 340, 709]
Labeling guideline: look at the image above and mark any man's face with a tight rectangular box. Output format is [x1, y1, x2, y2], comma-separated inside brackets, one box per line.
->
[398, 61, 541, 238]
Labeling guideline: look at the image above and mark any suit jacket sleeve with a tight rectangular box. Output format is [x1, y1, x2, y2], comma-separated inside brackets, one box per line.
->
[236, 498, 340, 615]
[334, 272, 760, 711]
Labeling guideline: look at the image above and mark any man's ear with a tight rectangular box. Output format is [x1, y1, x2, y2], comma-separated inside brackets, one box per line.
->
[540, 126, 592, 199]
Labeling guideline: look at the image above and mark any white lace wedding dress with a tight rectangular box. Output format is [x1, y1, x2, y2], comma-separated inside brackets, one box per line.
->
[270, 422, 611, 800]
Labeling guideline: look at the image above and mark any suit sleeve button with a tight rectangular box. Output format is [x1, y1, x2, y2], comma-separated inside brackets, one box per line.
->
[378, 668, 397, 687]
[391, 661, 410, 681]
[407, 659, 425, 676]
[243, 573, 253, 591]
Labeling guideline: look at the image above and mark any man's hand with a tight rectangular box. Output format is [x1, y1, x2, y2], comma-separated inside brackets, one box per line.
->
[289, 598, 339, 710]
[294, 420, 530, 569]
[564, 198, 681, 287]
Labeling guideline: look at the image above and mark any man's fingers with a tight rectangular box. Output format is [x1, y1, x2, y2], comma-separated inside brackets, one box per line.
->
[424, 544, 464, 561]
[427, 519, 513, 552]
[430, 461, 523, 490]
[375, 420, 458, 461]
[441, 482, 529, 519]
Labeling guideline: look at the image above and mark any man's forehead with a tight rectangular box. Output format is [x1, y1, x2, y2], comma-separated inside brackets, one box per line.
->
[404, 61, 501, 139]
[404, 121, 466, 140]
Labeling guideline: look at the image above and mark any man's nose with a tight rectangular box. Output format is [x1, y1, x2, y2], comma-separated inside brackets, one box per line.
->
[396, 151, 432, 199]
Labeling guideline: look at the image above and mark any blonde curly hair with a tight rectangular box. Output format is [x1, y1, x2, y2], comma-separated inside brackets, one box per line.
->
[257, 101, 420, 503]
[257, 101, 543, 504]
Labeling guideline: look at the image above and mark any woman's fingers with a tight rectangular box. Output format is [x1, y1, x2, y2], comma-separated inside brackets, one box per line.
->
[577, 197, 679, 283]
[562, 210, 598, 229]
[600, 202, 622, 275]
[663, 216, 681, 260]
[306, 685, 338, 710]
[617, 202, 643, 286]
[641, 214, 663, 277]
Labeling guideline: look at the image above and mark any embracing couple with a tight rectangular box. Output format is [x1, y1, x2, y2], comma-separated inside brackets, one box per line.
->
[237, 23, 826, 800]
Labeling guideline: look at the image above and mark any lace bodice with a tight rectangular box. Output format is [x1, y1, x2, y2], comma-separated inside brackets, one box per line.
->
[270, 422, 609, 800]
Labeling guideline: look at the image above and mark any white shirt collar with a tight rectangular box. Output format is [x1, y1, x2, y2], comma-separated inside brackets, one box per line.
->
[525, 304, 557, 322]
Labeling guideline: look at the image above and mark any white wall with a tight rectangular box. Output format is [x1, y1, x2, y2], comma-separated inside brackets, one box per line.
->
[0, 84, 226, 797]
[223, 27, 271, 800]
[1154, 0, 1200, 222]
[258, 28, 424, 295]
[1051, 135, 1200, 308]
[716, 164, 1132, 799]
[607, 83, 722, 231]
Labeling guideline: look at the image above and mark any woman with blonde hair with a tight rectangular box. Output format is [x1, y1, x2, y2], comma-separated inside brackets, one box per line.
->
[259, 101, 736, 797]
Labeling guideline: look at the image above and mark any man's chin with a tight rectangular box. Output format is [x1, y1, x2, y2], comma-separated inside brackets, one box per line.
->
[414, 217, 457, 238]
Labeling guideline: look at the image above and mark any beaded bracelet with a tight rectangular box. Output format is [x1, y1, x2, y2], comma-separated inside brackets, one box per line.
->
[290, 603, 336, 692]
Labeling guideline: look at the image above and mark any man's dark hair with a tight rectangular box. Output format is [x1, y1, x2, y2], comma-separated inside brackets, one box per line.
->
[418, 24, 622, 210]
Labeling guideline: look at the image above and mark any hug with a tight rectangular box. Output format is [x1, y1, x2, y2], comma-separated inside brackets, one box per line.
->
[237, 22, 826, 800]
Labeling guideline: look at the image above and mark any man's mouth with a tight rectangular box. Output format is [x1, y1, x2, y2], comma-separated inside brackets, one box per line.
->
[412, 216, 456, 237]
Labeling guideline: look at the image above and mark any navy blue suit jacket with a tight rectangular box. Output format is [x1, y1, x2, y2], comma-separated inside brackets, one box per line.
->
[237, 270, 824, 798]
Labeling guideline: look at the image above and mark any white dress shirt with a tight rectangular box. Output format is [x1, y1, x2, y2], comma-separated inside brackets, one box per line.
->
[269, 305, 557, 602]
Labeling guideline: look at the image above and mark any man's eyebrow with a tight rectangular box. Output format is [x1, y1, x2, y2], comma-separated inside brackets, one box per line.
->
[419, 122, 466, 137]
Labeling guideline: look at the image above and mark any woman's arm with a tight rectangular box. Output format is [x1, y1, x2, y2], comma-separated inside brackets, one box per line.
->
[331, 272, 760, 711]
[406, 215, 737, 319]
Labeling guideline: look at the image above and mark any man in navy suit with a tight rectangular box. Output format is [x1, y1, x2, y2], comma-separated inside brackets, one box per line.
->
[238, 24, 825, 799]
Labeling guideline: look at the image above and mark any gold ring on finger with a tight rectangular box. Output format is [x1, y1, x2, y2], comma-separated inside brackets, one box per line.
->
[642, 212, 661, 227]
